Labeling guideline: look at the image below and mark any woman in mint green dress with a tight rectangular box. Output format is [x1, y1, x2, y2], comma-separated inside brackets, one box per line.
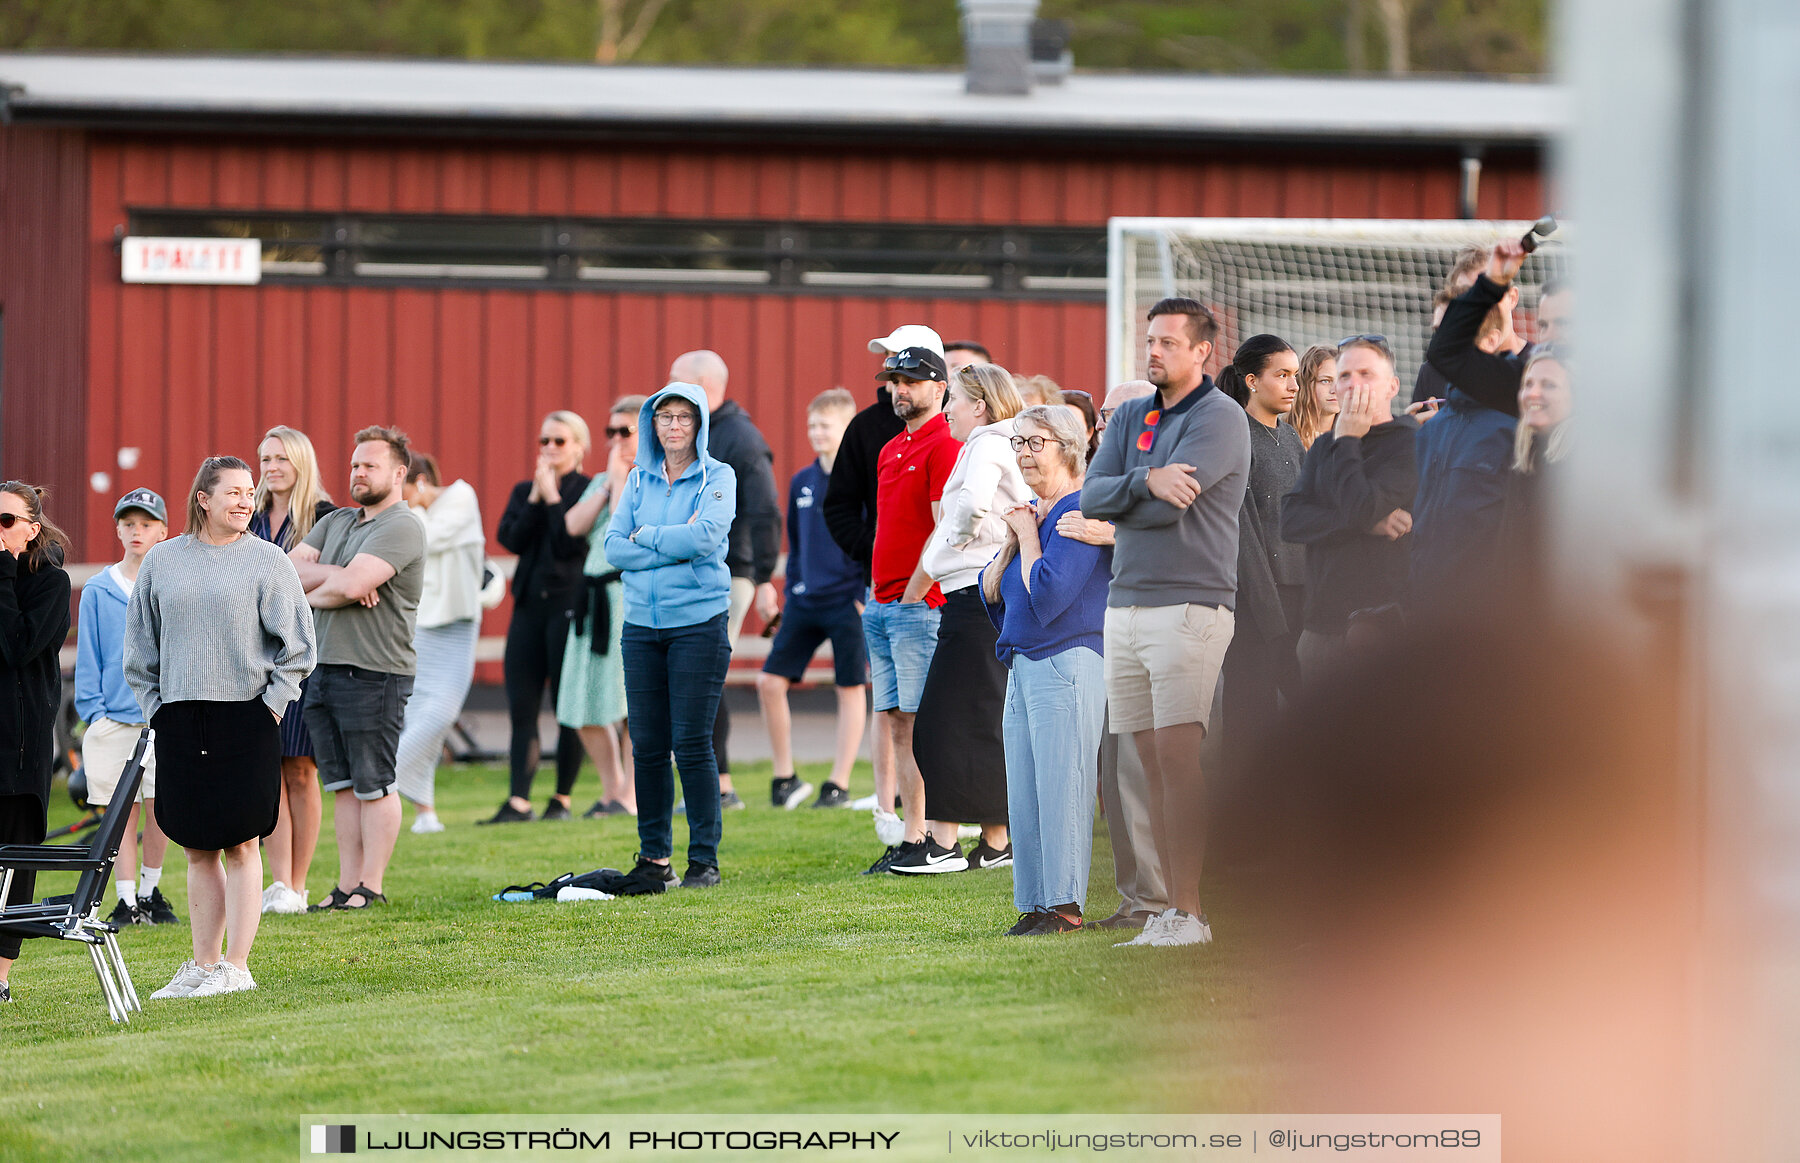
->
[558, 395, 645, 817]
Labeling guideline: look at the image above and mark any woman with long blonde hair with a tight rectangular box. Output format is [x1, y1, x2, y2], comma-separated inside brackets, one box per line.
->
[1288, 345, 1341, 450]
[250, 425, 336, 915]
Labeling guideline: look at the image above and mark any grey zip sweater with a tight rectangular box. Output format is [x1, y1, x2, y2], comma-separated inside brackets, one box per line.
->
[124, 534, 317, 722]
[1081, 380, 1251, 609]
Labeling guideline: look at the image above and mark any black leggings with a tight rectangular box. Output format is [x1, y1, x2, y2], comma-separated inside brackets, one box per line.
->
[503, 601, 584, 801]
[0, 793, 46, 961]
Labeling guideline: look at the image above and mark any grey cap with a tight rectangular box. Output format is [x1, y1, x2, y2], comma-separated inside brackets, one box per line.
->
[113, 487, 167, 523]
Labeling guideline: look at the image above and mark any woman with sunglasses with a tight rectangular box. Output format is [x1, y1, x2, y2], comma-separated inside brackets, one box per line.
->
[557, 395, 647, 819]
[0, 482, 73, 1004]
[485, 411, 592, 825]
[895, 363, 1030, 874]
[978, 407, 1112, 934]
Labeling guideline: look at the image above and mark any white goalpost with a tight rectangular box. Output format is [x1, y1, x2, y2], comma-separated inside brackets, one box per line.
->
[1106, 217, 1571, 389]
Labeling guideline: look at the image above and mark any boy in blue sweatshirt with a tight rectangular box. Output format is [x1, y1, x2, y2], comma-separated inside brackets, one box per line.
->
[75, 488, 177, 925]
[756, 389, 869, 810]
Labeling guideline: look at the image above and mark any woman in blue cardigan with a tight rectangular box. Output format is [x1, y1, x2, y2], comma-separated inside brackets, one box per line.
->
[980, 405, 1113, 936]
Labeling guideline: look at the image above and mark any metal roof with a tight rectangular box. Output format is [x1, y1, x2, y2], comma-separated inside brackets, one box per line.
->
[0, 53, 1563, 149]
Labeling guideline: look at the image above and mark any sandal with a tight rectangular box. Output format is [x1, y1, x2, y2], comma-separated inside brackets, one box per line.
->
[307, 886, 353, 912]
[343, 884, 388, 909]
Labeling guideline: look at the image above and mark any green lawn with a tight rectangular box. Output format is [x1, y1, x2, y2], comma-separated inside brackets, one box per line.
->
[2, 759, 1271, 1162]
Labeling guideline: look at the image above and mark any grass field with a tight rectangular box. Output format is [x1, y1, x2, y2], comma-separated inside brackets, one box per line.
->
[2, 758, 1272, 1162]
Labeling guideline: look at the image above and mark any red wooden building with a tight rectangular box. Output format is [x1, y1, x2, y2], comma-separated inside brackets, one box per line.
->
[0, 54, 1558, 618]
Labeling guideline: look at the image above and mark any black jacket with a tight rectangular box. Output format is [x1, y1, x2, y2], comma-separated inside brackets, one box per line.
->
[706, 400, 782, 584]
[497, 472, 590, 614]
[1426, 274, 1533, 417]
[823, 386, 906, 575]
[0, 548, 71, 811]
[1281, 418, 1419, 636]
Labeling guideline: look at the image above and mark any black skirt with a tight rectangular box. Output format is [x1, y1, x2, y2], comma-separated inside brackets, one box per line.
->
[913, 586, 1009, 825]
[152, 699, 282, 851]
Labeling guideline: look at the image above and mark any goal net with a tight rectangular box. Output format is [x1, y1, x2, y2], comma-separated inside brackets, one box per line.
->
[1106, 218, 1571, 390]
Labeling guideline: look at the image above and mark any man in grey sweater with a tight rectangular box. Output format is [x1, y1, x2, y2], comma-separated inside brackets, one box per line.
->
[290, 426, 426, 911]
[1081, 298, 1250, 948]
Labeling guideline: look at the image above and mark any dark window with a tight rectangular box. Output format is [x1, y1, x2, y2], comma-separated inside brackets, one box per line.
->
[125, 211, 1106, 300]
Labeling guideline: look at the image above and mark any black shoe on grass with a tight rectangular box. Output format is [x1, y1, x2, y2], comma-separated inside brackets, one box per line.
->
[1027, 909, 1083, 935]
[862, 841, 920, 876]
[478, 802, 535, 825]
[680, 862, 721, 889]
[771, 775, 813, 810]
[889, 837, 967, 875]
[141, 888, 180, 925]
[541, 800, 572, 821]
[616, 856, 674, 896]
[1006, 911, 1050, 936]
[811, 783, 850, 809]
[965, 842, 1013, 869]
[106, 899, 143, 927]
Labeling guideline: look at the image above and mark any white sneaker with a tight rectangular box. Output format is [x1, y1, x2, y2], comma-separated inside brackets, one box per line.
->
[1115, 908, 1173, 947]
[189, 961, 257, 997]
[263, 885, 306, 915]
[1146, 909, 1213, 947]
[850, 794, 879, 812]
[410, 813, 446, 834]
[150, 959, 218, 999]
[873, 808, 904, 847]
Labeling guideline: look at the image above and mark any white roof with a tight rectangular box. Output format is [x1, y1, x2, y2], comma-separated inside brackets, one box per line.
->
[0, 53, 1563, 146]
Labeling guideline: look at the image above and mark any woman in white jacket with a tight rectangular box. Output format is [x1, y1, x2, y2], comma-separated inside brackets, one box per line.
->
[889, 364, 1029, 874]
[394, 452, 487, 833]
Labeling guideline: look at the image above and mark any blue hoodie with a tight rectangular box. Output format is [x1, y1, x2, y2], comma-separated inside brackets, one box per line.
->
[75, 565, 145, 724]
[603, 382, 739, 629]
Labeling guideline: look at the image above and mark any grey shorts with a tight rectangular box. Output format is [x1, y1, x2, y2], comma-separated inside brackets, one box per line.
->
[304, 664, 413, 800]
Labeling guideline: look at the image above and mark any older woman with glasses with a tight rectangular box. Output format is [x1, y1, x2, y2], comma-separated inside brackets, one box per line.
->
[486, 411, 591, 825]
[603, 384, 737, 894]
[557, 395, 648, 819]
[980, 406, 1113, 935]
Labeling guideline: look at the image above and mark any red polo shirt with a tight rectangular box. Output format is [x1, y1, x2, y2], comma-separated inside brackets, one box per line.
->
[870, 412, 962, 606]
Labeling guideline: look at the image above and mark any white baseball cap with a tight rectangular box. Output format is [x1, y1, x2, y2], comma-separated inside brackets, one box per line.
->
[868, 325, 944, 358]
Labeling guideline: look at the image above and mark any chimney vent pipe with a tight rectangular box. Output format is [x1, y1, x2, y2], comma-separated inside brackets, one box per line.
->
[960, 0, 1039, 96]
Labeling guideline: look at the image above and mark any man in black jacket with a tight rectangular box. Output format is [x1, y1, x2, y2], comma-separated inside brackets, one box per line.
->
[1281, 337, 1419, 681]
[670, 349, 782, 811]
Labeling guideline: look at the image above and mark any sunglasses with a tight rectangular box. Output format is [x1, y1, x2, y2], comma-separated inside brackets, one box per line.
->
[1336, 333, 1394, 355]
[1060, 390, 1094, 403]
[882, 352, 940, 379]
[605, 425, 636, 439]
[539, 435, 569, 447]
[0, 512, 36, 529]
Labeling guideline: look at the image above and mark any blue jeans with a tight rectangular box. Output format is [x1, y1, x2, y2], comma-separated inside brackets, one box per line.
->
[622, 614, 731, 868]
[861, 598, 941, 713]
[1003, 648, 1107, 913]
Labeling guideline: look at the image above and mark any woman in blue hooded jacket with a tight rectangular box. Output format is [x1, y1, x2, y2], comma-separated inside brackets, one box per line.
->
[603, 382, 737, 895]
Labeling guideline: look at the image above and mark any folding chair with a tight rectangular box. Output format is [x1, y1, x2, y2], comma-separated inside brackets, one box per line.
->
[0, 727, 152, 1023]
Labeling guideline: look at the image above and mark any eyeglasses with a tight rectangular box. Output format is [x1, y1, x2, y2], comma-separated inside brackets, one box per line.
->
[1336, 333, 1394, 356]
[1009, 435, 1066, 453]
[538, 435, 569, 447]
[653, 411, 698, 428]
[1099, 407, 1117, 423]
[0, 513, 35, 529]
[605, 425, 636, 439]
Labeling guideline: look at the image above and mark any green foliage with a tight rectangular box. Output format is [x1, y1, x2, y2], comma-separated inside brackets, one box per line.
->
[0, 0, 1546, 75]
[3, 761, 1271, 1162]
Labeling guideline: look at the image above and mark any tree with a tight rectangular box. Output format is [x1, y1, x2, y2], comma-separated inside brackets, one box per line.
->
[595, 0, 672, 62]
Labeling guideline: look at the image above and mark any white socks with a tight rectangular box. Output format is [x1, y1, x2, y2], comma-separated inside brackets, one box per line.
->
[139, 866, 162, 896]
[117, 882, 138, 907]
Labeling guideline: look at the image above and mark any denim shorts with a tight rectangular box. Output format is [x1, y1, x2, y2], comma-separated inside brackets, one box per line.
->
[304, 664, 414, 800]
[861, 598, 941, 713]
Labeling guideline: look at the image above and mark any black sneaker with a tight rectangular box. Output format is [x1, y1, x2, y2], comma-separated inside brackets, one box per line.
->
[541, 800, 572, 821]
[679, 862, 721, 889]
[0, 981, 10, 1003]
[770, 775, 814, 810]
[583, 799, 631, 818]
[616, 856, 675, 896]
[141, 888, 180, 925]
[1027, 910, 1083, 935]
[1006, 911, 1049, 936]
[862, 841, 919, 875]
[478, 802, 535, 825]
[720, 789, 746, 811]
[966, 842, 1013, 869]
[889, 837, 968, 875]
[106, 899, 143, 927]
[811, 783, 850, 809]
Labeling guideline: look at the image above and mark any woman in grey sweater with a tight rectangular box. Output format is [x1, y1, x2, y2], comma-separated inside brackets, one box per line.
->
[126, 456, 315, 1000]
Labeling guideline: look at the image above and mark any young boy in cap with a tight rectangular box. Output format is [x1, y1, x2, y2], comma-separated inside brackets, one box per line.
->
[75, 487, 177, 925]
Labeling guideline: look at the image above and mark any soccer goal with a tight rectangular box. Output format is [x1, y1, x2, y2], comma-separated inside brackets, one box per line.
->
[1106, 218, 1571, 388]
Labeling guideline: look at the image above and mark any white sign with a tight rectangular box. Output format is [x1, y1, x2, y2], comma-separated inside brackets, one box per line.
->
[121, 237, 261, 285]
